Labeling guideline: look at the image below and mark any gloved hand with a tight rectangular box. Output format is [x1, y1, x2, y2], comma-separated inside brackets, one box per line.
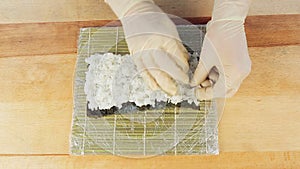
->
[105, 0, 189, 96]
[190, 0, 252, 100]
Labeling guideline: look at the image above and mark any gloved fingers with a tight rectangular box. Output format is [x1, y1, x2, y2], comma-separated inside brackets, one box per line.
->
[140, 71, 160, 91]
[214, 81, 239, 98]
[216, 63, 249, 98]
[199, 79, 213, 88]
[195, 78, 225, 100]
[163, 40, 190, 73]
[211, 69, 228, 98]
[226, 86, 239, 98]
[225, 77, 243, 98]
[190, 60, 210, 87]
[144, 36, 189, 73]
[208, 66, 219, 84]
[140, 52, 178, 96]
[199, 67, 219, 88]
[151, 50, 189, 84]
[190, 35, 222, 87]
[152, 70, 178, 96]
[133, 55, 160, 90]
[195, 67, 220, 100]
[195, 87, 213, 101]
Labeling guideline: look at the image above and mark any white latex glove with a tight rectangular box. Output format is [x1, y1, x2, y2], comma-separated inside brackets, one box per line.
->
[105, 0, 189, 96]
[190, 0, 252, 100]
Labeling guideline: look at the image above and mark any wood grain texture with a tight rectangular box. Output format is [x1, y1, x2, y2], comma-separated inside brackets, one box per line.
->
[0, 0, 299, 24]
[0, 46, 299, 154]
[0, 152, 299, 169]
[0, 22, 79, 57]
[245, 15, 300, 47]
[220, 45, 300, 152]
[221, 96, 300, 152]
[1, 0, 299, 167]
[0, 54, 76, 154]
[0, 15, 299, 58]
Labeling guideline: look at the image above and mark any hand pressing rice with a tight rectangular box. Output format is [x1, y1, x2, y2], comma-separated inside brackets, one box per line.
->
[84, 53, 199, 110]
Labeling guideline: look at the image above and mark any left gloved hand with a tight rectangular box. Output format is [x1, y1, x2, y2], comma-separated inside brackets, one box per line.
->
[105, 0, 190, 96]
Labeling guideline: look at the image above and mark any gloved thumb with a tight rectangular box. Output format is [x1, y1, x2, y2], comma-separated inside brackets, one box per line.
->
[190, 60, 210, 87]
[190, 36, 220, 87]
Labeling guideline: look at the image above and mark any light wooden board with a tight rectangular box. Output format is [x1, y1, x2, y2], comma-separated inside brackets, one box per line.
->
[0, 152, 299, 169]
[0, 46, 299, 154]
[219, 45, 300, 151]
[0, 54, 76, 154]
[1, 1, 299, 167]
[0, 15, 299, 57]
[0, 0, 299, 24]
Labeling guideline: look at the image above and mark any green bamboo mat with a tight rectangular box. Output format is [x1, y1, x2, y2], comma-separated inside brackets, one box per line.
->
[70, 25, 218, 157]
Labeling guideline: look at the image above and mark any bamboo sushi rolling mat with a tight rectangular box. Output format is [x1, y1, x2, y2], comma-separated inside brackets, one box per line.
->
[71, 25, 219, 156]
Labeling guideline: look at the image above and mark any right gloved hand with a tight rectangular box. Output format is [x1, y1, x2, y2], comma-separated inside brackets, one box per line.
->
[105, 0, 190, 96]
[190, 0, 252, 100]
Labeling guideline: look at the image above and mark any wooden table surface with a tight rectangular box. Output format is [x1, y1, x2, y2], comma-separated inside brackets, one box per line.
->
[0, 0, 300, 168]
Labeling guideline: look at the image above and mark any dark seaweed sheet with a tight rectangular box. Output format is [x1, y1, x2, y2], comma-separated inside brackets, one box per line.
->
[87, 100, 200, 118]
